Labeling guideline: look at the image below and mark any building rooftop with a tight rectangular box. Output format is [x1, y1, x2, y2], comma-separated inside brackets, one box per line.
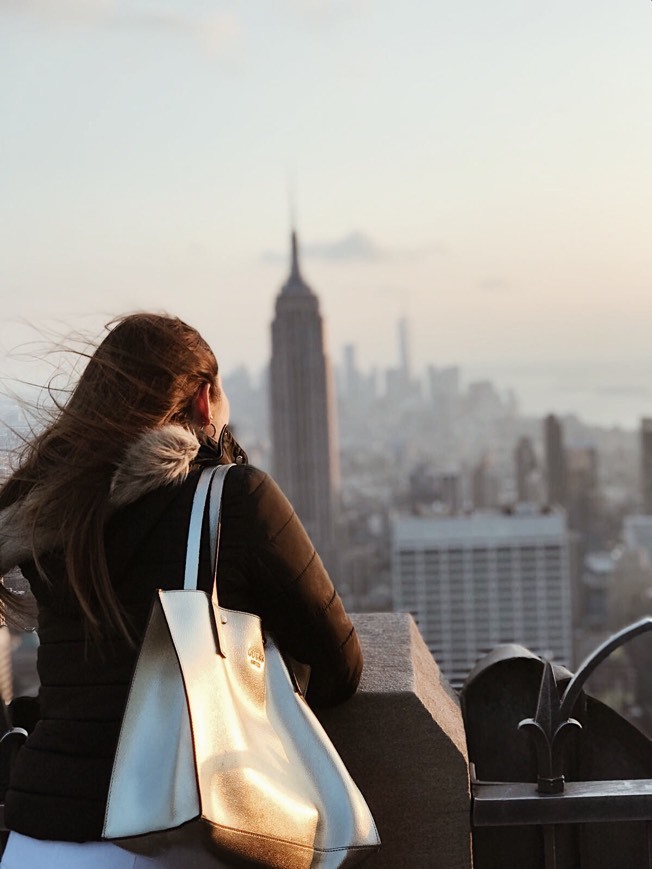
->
[392, 510, 567, 544]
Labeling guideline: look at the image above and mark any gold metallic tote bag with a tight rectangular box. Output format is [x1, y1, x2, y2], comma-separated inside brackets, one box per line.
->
[102, 465, 380, 868]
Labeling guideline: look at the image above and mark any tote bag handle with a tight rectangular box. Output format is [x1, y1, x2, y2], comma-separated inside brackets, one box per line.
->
[183, 464, 234, 655]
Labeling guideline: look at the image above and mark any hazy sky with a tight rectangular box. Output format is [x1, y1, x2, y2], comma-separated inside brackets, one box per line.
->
[2, 0, 652, 427]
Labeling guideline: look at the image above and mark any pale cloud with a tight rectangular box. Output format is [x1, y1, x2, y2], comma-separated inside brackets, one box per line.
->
[117, 8, 243, 60]
[306, 232, 386, 262]
[281, 0, 371, 32]
[0, 0, 244, 60]
[477, 277, 511, 293]
[0, 0, 113, 22]
[262, 232, 447, 265]
[286, 0, 371, 16]
[199, 12, 241, 58]
[262, 231, 385, 264]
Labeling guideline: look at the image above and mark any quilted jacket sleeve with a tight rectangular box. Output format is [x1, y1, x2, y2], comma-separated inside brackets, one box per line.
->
[217, 465, 362, 708]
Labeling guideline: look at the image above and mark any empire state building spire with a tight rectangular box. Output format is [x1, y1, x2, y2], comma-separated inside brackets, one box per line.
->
[281, 229, 312, 296]
[270, 230, 339, 565]
[290, 230, 300, 280]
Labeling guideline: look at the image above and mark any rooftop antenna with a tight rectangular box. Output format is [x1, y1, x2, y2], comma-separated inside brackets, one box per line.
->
[286, 172, 301, 278]
[286, 172, 298, 235]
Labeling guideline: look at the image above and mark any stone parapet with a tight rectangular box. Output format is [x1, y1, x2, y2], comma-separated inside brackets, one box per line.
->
[317, 612, 472, 868]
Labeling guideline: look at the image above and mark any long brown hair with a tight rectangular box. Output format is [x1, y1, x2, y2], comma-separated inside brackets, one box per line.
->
[0, 313, 219, 642]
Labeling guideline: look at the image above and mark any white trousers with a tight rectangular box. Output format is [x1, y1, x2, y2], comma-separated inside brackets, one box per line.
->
[1, 833, 147, 868]
[1, 832, 231, 868]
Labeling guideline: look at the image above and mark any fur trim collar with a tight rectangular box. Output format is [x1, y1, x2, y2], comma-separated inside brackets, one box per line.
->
[109, 424, 200, 508]
[0, 425, 201, 575]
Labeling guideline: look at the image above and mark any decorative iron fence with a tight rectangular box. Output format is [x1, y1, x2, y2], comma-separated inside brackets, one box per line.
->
[465, 619, 652, 869]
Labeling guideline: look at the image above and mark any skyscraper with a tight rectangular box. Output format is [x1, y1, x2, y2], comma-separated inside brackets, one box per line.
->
[566, 445, 600, 541]
[342, 344, 359, 401]
[471, 453, 499, 510]
[641, 418, 652, 514]
[544, 414, 567, 507]
[270, 231, 339, 563]
[397, 316, 411, 384]
[514, 436, 537, 503]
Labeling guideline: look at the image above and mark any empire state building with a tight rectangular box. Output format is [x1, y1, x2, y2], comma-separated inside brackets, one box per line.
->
[270, 231, 339, 565]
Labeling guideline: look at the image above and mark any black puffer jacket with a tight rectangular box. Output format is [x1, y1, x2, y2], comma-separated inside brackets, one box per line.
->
[1, 425, 362, 842]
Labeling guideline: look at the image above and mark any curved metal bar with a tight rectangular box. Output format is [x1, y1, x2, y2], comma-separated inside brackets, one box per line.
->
[560, 616, 652, 720]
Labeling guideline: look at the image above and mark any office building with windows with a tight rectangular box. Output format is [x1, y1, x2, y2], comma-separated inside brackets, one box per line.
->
[391, 511, 573, 687]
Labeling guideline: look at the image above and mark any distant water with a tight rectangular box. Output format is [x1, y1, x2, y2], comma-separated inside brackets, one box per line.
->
[1, 357, 650, 434]
[463, 360, 652, 430]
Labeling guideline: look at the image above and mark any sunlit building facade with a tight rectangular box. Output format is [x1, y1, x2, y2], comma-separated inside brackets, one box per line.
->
[391, 511, 573, 687]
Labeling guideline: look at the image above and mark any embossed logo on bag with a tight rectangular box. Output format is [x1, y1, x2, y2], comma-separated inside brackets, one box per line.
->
[248, 648, 265, 668]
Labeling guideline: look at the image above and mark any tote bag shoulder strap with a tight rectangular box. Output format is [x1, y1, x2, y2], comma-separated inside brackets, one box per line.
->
[183, 464, 234, 592]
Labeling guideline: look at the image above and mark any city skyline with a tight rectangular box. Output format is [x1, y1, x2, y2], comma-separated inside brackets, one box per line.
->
[3, 1, 652, 429]
[1, 310, 650, 434]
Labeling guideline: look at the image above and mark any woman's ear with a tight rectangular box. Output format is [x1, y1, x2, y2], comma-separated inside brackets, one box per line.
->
[192, 382, 212, 427]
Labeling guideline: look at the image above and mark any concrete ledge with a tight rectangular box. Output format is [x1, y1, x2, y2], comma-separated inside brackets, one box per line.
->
[317, 613, 472, 868]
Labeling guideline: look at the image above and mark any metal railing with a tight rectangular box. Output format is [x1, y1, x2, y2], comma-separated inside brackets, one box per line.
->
[470, 619, 652, 869]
